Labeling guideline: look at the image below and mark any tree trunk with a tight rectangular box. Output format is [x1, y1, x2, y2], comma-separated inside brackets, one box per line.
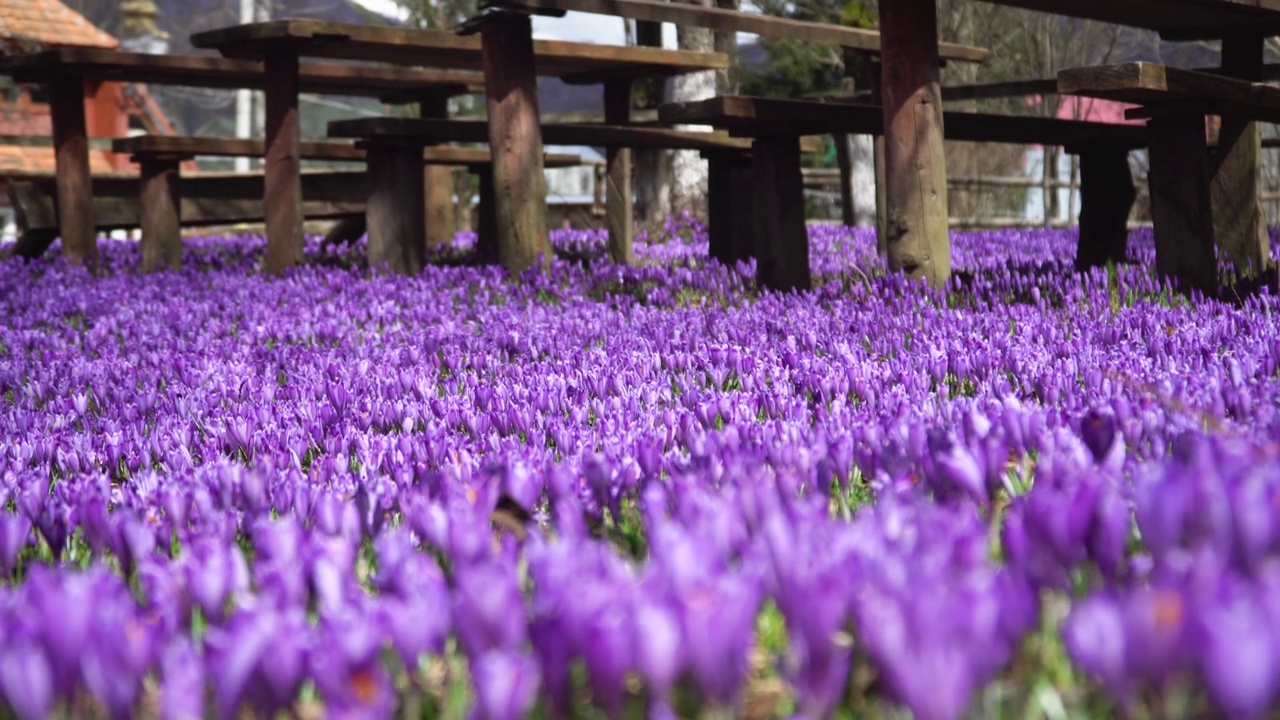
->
[671, 0, 717, 216]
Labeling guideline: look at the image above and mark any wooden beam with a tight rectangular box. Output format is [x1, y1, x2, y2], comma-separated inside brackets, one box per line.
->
[0, 48, 483, 100]
[48, 76, 95, 267]
[137, 156, 183, 272]
[111, 135, 584, 167]
[751, 136, 809, 292]
[365, 140, 427, 274]
[329, 117, 752, 151]
[603, 79, 634, 264]
[480, 12, 552, 274]
[1059, 62, 1280, 124]
[1212, 35, 1271, 279]
[1074, 146, 1136, 271]
[262, 50, 303, 275]
[190, 19, 728, 83]
[1146, 115, 1218, 296]
[483, 0, 989, 62]
[9, 174, 365, 235]
[879, 0, 950, 286]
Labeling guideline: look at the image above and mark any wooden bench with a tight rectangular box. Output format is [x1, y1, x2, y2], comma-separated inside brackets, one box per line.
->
[6, 170, 366, 259]
[1060, 62, 1280, 295]
[193, 18, 734, 275]
[659, 95, 1147, 290]
[110, 134, 582, 272]
[0, 48, 488, 272]
[327, 117, 753, 273]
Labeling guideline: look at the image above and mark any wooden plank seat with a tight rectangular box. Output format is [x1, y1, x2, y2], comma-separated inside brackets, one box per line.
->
[327, 116, 754, 273]
[110, 134, 582, 272]
[1060, 62, 1280, 294]
[658, 95, 1148, 291]
[0, 48, 485, 102]
[6, 170, 365, 262]
[481, 0, 989, 63]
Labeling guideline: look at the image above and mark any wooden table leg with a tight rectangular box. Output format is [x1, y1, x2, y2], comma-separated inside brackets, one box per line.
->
[1212, 35, 1270, 280]
[137, 155, 183, 272]
[48, 77, 96, 267]
[365, 140, 427, 275]
[263, 50, 303, 275]
[479, 12, 552, 274]
[879, 0, 950, 286]
[475, 166, 498, 265]
[1074, 145, 1135, 272]
[1147, 115, 1217, 297]
[603, 79, 635, 265]
[421, 94, 456, 251]
[752, 135, 809, 292]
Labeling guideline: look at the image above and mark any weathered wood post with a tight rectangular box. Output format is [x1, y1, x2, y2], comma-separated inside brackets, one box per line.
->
[48, 77, 96, 267]
[420, 94, 457, 250]
[603, 79, 635, 264]
[363, 139, 428, 274]
[1212, 35, 1271, 280]
[1074, 145, 1136, 271]
[262, 50, 304, 275]
[1146, 115, 1218, 296]
[476, 11, 552, 274]
[136, 154, 184, 272]
[706, 150, 755, 266]
[879, 0, 950, 286]
[752, 135, 810, 291]
[475, 165, 499, 264]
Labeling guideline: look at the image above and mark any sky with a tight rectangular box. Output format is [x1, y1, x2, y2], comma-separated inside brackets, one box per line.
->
[348, 0, 749, 46]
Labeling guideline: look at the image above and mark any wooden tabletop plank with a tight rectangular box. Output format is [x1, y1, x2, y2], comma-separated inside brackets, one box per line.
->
[190, 19, 728, 84]
[0, 48, 483, 100]
[658, 95, 1148, 148]
[1058, 62, 1280, 123]
[109, 135, 585, 166]
[482, 0, 988, 63]
[328, 117, 753, 151]
[981, 0, 1280, 40]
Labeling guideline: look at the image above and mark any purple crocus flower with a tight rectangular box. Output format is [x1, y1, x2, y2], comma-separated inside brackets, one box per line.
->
[470, 651, 541, 720]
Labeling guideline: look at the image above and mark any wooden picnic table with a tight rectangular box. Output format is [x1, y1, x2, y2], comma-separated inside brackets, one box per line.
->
[0, 48, 485, 270]
[660, 96, 1146, 290]
[880, 0, 1280, 290]
[191, 19, 729, 275]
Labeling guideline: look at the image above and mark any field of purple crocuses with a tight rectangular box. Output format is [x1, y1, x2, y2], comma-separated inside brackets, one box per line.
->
[2, 219, 1280, 720]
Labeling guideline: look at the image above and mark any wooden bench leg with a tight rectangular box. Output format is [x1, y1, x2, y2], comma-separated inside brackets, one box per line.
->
[834, 134, 856, 227]
[480, 12, 552, 274]
[49, 77, 95, 267]
[707, 151, 754, 267]
[321, 216, 367, 250]
[137, 156, 183, 272]
[475, 166, 499, 265]
[604, 79, 635, 264]
[263, 50, 303, 275]
[1146, 115, 1217, 297]
[752, 136, 809, 292]
[1074, 146, 1135, 271]
[879, 0, 949, 285]
[365, 141, 427, 275]
[420, 94, 455, 250]
[1211, 35, 1270, 280]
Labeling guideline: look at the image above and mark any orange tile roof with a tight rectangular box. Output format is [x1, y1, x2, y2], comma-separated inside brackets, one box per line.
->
[0, 98, 52, 136]
[0, 0, 119, 54]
